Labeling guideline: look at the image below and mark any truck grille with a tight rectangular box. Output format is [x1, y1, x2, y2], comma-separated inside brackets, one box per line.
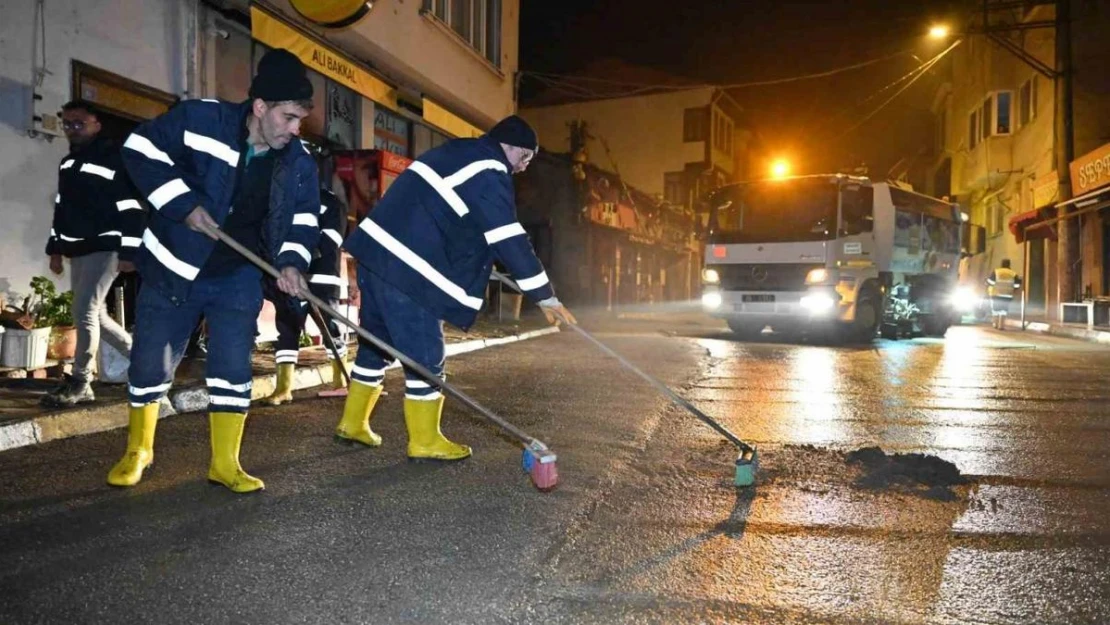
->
[715, 263, 821, 292]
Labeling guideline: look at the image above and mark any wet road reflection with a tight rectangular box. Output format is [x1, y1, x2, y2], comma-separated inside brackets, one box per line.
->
[542, 324, 1110, 624]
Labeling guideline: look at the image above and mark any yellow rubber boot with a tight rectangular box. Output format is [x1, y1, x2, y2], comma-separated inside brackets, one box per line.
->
[107, 402, 159, 487]
[335, 381, 383, 446]
[405, 396, 471, 461]
[331, 360, 350, 389]
[262, 363, 295, 406]
[207, 412, 264, 493]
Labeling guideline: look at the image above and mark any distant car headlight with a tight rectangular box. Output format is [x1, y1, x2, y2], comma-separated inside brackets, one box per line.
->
[702, 292, 723, 310]
[950, 286, 978, 312]
[702, 268, 720, 284]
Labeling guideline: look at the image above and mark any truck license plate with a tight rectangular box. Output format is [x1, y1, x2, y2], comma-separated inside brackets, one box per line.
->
[742, 294, 775, 303]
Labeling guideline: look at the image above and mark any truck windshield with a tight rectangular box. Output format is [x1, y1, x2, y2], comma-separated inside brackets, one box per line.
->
[707, 179, 839, 243]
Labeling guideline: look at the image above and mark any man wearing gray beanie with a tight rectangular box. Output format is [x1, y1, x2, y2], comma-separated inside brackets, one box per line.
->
[106, 48, 322, 493]
[335, 114, 576, 463]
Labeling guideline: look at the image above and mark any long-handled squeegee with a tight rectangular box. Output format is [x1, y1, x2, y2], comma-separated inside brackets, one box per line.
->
[202, 224, 560, 491]
[492, 271, 758, 487]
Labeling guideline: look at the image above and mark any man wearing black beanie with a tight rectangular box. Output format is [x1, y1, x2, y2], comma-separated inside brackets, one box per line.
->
[107, 48, 322, 493]
[335, 114, 576, 463]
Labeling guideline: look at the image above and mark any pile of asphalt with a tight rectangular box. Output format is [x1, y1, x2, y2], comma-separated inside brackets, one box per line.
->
[845, 446, 969, 500]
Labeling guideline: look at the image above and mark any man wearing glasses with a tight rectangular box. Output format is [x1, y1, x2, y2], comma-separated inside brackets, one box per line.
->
[43, 101, 144, 407]
[335, 115, 576, 462]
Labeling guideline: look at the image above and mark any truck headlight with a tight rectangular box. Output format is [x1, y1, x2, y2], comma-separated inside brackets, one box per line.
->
[950, 286, 978, 312]
[805, 268, 831, 285]
[800, 292, 837, 314]
[702, 268, 720, 284]
[702, 292, 723, 310]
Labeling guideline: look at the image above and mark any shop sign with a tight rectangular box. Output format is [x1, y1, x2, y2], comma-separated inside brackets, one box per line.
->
[1070, 142, 1110, 195]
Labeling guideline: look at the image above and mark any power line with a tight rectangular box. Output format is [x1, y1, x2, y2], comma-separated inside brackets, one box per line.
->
[855, 47, 948, 108]
[717, 47, 914, 90]
[832, 39, 962, 143]
[806, 41, 955, 139]
[521, 46, 915, 101]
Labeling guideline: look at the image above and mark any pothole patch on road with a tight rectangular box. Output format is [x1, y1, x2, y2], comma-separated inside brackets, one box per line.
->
[757, 444, 974, 502]
[845, 446, 969, 501]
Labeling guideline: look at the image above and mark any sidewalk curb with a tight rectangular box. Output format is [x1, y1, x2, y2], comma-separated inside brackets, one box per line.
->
[1004, 318, 1110, 344]
[0, 326, 561, 453]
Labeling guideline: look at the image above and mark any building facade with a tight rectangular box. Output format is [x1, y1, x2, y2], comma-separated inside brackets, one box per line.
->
[514, 152, 700, 310]
[0, 0, 518, 305]
[520, 84, 754, 213]
[927, 1, 1110, 319]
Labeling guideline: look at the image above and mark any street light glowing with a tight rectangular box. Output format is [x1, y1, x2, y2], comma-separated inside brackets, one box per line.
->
[770, 160, 790, 179]
[929, 25, 950, 39]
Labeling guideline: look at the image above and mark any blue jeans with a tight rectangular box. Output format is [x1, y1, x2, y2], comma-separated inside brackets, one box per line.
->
[128, 265, 263, 414]
[351, 268, 444, 401]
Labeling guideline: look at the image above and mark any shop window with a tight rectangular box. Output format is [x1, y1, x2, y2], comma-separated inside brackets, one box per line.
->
[374, 107, 411, 156]
[432, 129, 449, 149]
[324, 80, 359, 149]
[413, 123, 433, 157]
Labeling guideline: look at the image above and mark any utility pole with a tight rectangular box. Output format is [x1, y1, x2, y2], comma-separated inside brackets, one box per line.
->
[1054, 0, 1077, 310]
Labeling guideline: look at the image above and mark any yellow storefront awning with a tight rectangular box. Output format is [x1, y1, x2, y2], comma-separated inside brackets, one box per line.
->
[422, 98, 484, 138]
[250, 6, 488, 140]
[251, 5, 397, 110]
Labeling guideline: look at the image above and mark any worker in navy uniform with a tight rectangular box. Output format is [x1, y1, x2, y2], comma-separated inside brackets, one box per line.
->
[986, 258, 1021, 330]
[337, 115, 576, 461]
[43, 100, 144, 407]
[108, 49, 321, 493]
[261, 152, 350, 405]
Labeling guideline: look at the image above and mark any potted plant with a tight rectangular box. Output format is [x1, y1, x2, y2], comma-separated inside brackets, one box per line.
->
[0, 277, 61, 369]
[33, 277, 77, 361]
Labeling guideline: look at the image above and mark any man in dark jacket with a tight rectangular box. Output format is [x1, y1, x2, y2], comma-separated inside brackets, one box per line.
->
[261, 162, 350, 405]
[336, 115, 576, 461]
[43, 100, 144, 407]
[108, 49, 321, 493]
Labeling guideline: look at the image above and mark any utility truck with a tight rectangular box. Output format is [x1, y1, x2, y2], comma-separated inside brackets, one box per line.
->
[700, 175, 972, 342]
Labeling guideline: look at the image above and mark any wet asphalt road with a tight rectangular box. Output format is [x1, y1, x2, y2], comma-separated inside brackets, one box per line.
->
[1, 316, 1109, 624]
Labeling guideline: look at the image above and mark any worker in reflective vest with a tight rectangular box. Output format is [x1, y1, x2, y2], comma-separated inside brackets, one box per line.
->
[111, 49, 321, 493]
[986, 258, 1021, 330]
[337, 115, 577, 462]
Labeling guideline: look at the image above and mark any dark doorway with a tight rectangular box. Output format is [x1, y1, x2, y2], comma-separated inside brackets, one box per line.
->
[1027, 238, 1046, 314]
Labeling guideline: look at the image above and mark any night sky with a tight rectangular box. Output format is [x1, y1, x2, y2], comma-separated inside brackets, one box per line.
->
[520, 0, 970, 179]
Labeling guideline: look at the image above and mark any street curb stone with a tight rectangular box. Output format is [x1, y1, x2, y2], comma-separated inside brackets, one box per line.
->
[0, 326, 560, 453]
[1004, 318, 1110, 344]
